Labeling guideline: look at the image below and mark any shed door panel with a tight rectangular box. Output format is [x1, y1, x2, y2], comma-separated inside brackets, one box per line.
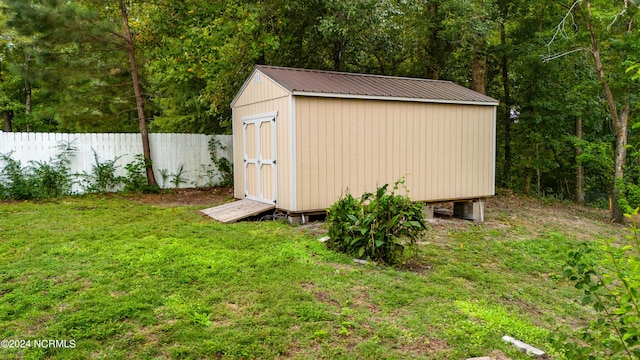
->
[243, 114, 277, 205]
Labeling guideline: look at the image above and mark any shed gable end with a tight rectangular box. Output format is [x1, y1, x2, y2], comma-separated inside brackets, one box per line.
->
[232, 70, 291, 108]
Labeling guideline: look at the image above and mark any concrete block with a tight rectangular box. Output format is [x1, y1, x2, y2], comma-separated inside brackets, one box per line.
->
[288, 215, 302, 225]
[453, 199, 484, 223]
[423, 204, 435, 219]
[288, 213, 310, 225]
[502, 336, 546, 358]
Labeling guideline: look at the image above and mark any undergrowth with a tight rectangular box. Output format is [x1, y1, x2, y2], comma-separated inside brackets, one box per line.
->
[0, 141, 76, 200]
[553, 208, 640, 359]
[0, 145, 163, 199]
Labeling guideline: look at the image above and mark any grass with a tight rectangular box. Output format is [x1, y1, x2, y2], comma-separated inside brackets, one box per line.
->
[0, 193, 624, 359]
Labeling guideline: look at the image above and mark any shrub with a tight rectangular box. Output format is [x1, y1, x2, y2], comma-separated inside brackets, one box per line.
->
[325, 181, 427, 265]
[0, 153, 36, 200]
[0, 141, 76, 200]
[79, 149, 124, 193]
[553, 208, 640, 359]
[122, 154, 159, 193]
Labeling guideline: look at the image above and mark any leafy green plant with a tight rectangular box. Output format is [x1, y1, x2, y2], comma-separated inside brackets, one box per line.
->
[170, 164, 188, 188]
[554, 209, 640, 359]
[30, 141, 77, 199]
[325, 180, 427, 265]
[0, 152, 36, 200]
[616, 178, 640, 215]
[207, 137, 233, 187]
[192, 311, 212, 327]
[122, 154, 159, 193]
[0, 141, 76, 200]
[80, 149, 124, 193]
[159, 168, 170, 188]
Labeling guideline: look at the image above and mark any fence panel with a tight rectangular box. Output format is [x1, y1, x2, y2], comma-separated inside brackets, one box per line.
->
[0, 132, 233, 192]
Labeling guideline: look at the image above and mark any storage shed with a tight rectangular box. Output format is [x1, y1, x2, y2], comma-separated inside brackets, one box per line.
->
[229, 65, 499, 222]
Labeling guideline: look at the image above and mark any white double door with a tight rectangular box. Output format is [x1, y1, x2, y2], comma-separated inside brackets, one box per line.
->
[243, 113, 277, 205]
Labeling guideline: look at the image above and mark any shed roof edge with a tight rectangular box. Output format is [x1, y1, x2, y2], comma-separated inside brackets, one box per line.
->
[291, 91, 500, 106]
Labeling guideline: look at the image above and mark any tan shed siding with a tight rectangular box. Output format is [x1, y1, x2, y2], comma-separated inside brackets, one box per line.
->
[234, 72, 290, 107]
[232, 95, 292, 210]
[295, 97, 495, 211]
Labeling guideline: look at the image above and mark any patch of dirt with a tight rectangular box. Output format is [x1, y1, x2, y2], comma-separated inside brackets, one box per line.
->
[301, 282, 341, 310]
[483, 193, 621, 241]
[350, 285, 379, 314]
[420, 193, 621, 245]
[134, 187, 233, 207]
[299, 221, 328, 237]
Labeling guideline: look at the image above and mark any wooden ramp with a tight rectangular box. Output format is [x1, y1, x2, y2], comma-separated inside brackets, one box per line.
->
[201, 199, 275, 223]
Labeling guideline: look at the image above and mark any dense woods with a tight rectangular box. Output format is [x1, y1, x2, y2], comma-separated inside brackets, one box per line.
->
[0, 0, 639, 220]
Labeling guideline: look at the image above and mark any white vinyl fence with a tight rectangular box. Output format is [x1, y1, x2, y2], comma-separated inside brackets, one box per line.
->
[0, 132, 233, 192]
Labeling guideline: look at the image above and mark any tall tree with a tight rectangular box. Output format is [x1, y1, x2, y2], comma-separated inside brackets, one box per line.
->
[438, 0, 500, 94]
[118, 0, 156, 186]
[4, 0, 158, 185]
[544, 0, 638, 221]
[549, 0, 640, 222]
[0, 5, 29, 132]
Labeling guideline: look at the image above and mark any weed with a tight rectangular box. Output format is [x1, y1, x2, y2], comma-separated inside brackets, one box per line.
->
[312, 330, 328, 340]
[192, 311, 212, 327]
[0, 153, 35, 200]
[170, 164, 188, 189]
[79, 149, 124, 193]
[159, 168, 170, 188]
[0, 141, 76, 200]
[122, 154, 159, 193]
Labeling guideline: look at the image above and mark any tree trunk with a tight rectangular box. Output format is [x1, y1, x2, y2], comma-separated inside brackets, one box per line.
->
[612, 112, 628, 222]
[120, 1, 157, 187]
[536, 143, 541, 196]
[333, 42, 342, 72]
[500, 22, 511, 189]
[524, 151, 532, 196]
[426, 1, 441, 80]
[575, 117, 584, 204]
[586, 0, 628, 223]
[471, 43, 486, 95]
[24, 54, 32, 115]
[4, 110, 13, 132]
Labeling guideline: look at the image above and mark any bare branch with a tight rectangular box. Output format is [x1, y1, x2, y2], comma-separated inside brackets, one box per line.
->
[544, 0, 582, 60]
[541, 47, 592, 62]
[607, 3, 628, 30]
[545, 1, 581, 47]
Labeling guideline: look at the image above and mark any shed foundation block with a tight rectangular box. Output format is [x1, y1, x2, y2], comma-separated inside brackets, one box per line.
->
[288, 214, 304, 225]
[423, 204, 435, 219]
[453, 199, 484, 223]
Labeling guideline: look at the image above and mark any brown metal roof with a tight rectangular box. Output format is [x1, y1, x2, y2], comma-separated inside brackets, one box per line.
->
[254, 65, 499, 106]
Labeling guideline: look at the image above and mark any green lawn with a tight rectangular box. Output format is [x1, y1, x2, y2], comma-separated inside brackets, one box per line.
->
[0, 193, 620, 359]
